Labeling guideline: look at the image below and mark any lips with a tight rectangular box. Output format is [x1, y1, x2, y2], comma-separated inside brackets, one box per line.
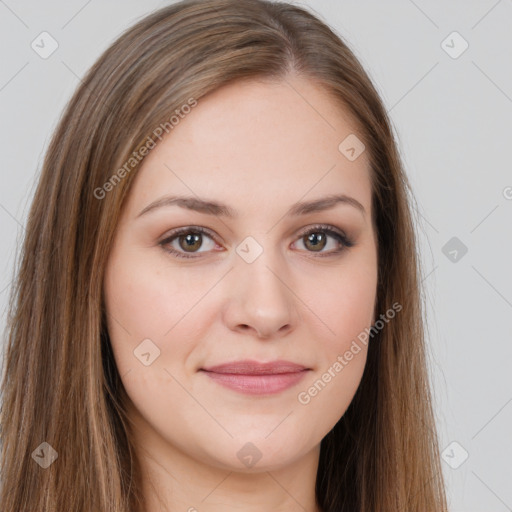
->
[199, 360, 310, 395]
[200, 359, 309, 375]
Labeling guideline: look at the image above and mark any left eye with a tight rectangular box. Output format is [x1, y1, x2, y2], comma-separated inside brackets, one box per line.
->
[293, 227, 351, 254]
[159, 225, 353, 259]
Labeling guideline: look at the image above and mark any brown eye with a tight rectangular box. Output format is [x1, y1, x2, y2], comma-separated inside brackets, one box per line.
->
[303, 232, 327, 252]
[160, 224, 353, 260]
[178, 232, 203, 252]
[294, 225, 354, 257]
[160, 227, 218, 259]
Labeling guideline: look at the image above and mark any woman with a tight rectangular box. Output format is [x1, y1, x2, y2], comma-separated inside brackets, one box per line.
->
[0, 0, 448, 510]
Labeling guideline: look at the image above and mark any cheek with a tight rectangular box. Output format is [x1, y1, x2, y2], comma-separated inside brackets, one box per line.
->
[309, 260, 378, 354]
[294, 259, 376, 420]
[102, 250, 212, 436]
[102, 248, 208, 390]
[103, 248, 211, 345]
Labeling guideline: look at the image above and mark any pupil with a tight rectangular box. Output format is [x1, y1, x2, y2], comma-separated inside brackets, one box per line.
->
[306, 232, 325, 251]
[181, 233, 201, 251]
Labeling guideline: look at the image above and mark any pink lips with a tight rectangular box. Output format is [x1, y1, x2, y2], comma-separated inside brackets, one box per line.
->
[200, 360, 310, 395]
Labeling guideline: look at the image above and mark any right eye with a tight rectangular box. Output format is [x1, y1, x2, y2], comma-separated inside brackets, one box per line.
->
[159, 226, 220, 259]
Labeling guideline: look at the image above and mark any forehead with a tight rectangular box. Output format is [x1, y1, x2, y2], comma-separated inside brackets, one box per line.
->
[125, 75, 372, 220]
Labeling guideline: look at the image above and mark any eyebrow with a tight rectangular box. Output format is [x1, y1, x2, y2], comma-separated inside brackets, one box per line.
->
[137, 193, 366, 218]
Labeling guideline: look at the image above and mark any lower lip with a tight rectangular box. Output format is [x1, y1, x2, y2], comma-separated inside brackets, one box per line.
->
[200, 370, 309, 395]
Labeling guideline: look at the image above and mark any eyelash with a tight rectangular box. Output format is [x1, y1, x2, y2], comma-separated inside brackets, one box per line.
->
[159, 224, 354, 260]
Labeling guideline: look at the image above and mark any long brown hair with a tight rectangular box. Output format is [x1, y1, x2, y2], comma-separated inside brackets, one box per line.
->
[0, 0, 448, 510]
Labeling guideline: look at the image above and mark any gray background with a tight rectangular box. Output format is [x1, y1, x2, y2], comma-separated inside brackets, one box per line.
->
[1, 1, 511, 510]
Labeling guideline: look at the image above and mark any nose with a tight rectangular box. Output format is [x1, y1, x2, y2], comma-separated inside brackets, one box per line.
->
[222, 252, 299, 339]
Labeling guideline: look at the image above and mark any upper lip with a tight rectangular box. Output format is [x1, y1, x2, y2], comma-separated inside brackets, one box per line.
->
[200, 359, 310, 375]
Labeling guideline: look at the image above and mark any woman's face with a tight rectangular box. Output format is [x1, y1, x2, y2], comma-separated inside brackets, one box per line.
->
[103, 75, 378, 473]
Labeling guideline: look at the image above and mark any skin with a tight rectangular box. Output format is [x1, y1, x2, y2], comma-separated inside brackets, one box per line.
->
[103, 74, 378, 512]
